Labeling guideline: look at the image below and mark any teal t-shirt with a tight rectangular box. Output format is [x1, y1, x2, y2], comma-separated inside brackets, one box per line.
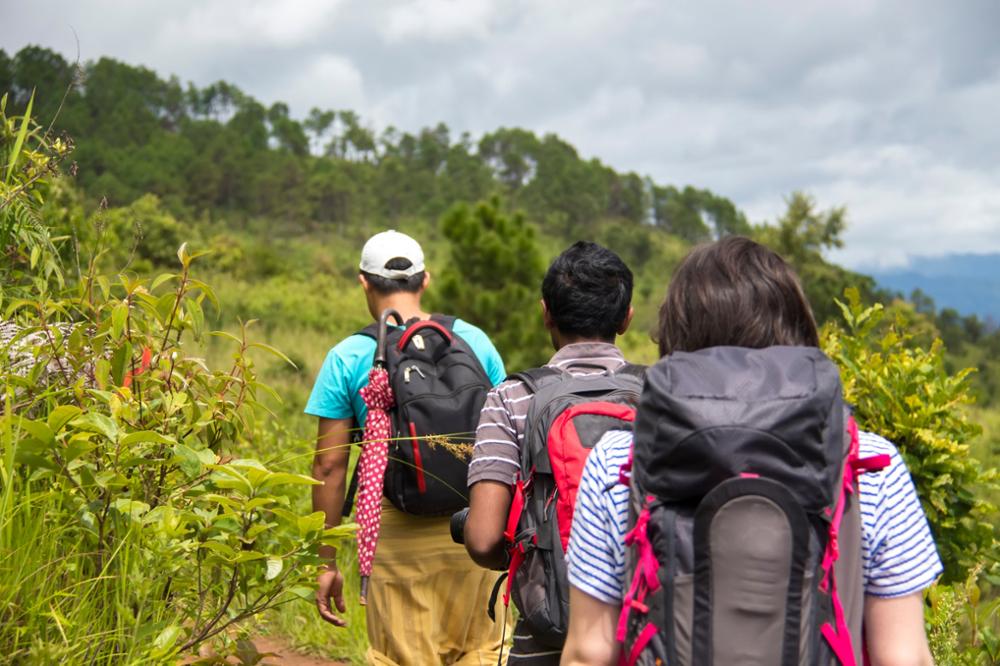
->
[304, 318, 506, 425]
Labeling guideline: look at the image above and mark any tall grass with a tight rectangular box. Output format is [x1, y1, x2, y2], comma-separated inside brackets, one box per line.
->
[0, 443, 173, 663]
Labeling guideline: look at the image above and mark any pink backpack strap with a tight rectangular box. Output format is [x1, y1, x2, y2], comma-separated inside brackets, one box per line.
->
[616, 496, 661, 643]
[501, 476, 527, 606]
[820, 415, 889, 666]
[618, 445, 634, 486]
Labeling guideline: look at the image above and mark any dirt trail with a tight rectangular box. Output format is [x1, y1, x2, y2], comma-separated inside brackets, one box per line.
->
[183, 636, 347, 665]
[252, 636, 348, 665]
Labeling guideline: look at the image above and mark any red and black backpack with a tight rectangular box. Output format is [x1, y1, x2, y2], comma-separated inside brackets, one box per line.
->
[499, 363, 645, 648]
[353, 312, 493, 516]
[619, 346, 889, 666]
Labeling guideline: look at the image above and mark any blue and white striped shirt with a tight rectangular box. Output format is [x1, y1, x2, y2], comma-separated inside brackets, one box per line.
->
[566, 429, 944, 604]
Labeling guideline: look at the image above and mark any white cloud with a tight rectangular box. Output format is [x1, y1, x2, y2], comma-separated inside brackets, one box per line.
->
[156, 0, 345, 49]
[281, 54, 366, 113]
[3, 0, 1000, 271]
[380, 0, 497, 43]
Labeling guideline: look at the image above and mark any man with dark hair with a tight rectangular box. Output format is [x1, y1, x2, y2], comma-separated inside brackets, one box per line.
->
[462, 241, 636, 665]
[307, 230, 509, 665]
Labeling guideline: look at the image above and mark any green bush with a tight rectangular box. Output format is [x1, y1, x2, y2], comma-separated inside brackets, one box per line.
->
[0, 247, 353, 662]
[822, 288, 998, 582]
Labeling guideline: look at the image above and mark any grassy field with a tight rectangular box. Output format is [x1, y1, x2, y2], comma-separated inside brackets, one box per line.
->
[185, 239, 1000, 663]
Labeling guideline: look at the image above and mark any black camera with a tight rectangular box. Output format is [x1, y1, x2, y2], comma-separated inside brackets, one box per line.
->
[450, 507, 469, 544]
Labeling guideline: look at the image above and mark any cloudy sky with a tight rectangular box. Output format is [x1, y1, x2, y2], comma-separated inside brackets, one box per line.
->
[3, 0, 999, 269]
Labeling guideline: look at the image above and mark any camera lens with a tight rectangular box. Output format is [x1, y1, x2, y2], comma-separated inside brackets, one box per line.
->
[450, 507, 469, 544]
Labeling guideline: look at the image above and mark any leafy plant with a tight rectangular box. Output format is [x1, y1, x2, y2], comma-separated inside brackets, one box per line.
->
[1, 91, 70, 293]
[0, 244, 353, 662]
[926, 565, 1000, 665]
[822, 288, 998, 582]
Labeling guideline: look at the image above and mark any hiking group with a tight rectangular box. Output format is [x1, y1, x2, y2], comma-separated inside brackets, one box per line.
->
[306, 231, 940, 666]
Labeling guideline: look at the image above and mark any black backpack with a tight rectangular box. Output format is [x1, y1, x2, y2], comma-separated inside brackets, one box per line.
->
[500, 363, 645, 648]
[353, 310, 493, 516]
[619, 346, 888, 666]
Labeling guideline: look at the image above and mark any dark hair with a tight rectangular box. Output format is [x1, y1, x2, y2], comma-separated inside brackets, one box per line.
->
[361, 257, 425, 295]
[656, 236, 819, 356]
[542, 241, 634, 340]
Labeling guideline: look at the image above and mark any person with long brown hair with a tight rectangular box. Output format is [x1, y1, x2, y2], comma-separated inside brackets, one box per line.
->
[561, 236, 938, 666]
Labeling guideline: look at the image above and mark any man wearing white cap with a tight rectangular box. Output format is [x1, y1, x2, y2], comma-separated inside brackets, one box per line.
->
[306, 230, 508, 665]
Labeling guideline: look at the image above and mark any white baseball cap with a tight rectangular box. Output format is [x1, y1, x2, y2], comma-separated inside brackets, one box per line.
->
[359, 230, 426, 279]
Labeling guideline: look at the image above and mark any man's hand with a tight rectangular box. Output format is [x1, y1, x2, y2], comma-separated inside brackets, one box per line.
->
[312, 417, 352, 625]
[316, 566, 347, 627]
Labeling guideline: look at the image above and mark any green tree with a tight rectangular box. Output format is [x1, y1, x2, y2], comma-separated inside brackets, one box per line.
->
[756, 192, 877, 324]
[651, 185, 748, 243]
[430, 197, 549, 370]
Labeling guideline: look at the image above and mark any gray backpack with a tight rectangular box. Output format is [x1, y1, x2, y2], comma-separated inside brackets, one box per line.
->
[499, 364, 645, 649]
[619, 347, 888, 666]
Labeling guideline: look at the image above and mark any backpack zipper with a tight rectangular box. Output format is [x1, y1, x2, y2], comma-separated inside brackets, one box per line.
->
[403, 365, 427, 383]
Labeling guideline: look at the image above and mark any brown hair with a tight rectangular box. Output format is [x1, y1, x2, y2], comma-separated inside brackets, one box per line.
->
[656, 236, 819, 356]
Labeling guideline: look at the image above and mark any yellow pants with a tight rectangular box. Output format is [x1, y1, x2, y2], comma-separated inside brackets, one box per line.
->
[365, 499, 511, 665]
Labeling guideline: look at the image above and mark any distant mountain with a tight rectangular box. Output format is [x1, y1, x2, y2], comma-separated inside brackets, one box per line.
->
[867, 253, 1000, 323]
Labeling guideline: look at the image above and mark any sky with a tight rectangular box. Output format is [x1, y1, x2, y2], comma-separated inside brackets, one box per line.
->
[3, 0, 999, 269]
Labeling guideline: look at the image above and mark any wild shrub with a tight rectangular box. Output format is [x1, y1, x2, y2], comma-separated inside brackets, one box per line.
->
[824, 288, 1000, 660]
[822, 288, 998, 582]
[1, 93, 350, 663]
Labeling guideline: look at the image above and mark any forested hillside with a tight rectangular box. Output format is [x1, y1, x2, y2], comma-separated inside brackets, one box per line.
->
[2, 45, 999, 663]
[6, 45, 998, 400]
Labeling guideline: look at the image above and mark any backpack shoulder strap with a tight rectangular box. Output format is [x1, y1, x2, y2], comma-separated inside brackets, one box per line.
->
[614, 362, 647, 381]
[355, 322, 379, 340]
[430, 313, 457, 330]
[506, 366, 566, 395]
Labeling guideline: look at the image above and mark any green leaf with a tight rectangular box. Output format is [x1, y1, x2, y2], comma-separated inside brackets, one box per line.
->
[110, 341, 132, 387]
[71, 412, 119, 441]
[188, 297, 205, 341]
[120, 431, 175, 447]
[227, 458, 269, 471]
[47, 405, 82, 433]
[249, 342, 296, 368]
[188, 279, 219, 312]
[265, 557, 283, 581]
[111, 302, 128, 341]
[173, 443, 203, 478]
[5, 90, 33, 183]
[234, 551, 267, 563]
[151, 273, 176, 291]
[149, 624, 182, 659]
[155, 292, 176, 324]
[207, 464, 252, 496]
[209, 330, 243, 346]
[94, 358, 111, 389]
[259, 472, 321, 490]
[176, 241, 189, 267]
[297, 511, 326, 537]
[287, 586, 314, 601]
[244, 497, 276, 511]
[245, 523, 273, 541]
[200, 540, 237, 559]
[113, 499, 151, 519]
[18, 418, 54, 446]
[320, 523, 357, 545]
[63, 437, 97, 465]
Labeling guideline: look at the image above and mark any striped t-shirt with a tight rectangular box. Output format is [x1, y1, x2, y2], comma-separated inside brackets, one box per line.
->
[567, 429, 944, 605]
[468, 341, 629, 665]
[468, 341, 628, 487]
